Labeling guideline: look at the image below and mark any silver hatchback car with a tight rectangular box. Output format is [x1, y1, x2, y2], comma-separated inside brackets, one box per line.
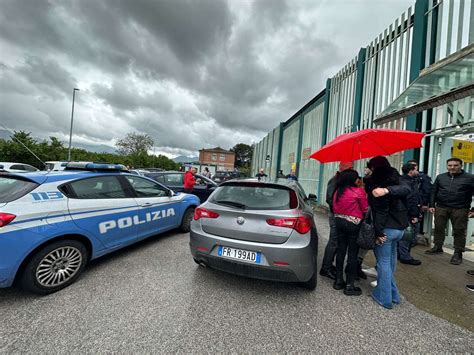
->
[189, 179, 318, 290]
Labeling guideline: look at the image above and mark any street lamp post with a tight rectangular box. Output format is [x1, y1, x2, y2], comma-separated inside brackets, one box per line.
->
[68, 88, 80, 161]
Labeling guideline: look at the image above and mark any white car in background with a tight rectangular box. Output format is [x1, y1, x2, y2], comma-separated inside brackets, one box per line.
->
[0, 162, 39, 173]
[44, 161, 68, 171]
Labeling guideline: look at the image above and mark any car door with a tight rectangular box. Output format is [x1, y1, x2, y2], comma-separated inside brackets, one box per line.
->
[192, 174, 216, 202]
[121, 175, 181, 239]
[163, 173, 185, 193]
[66, 175, 139, 249]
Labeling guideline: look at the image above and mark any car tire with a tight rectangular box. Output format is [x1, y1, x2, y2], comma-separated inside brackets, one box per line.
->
[20, 239, 88, 295]
[180, 207, 195, 233]
[301, 272, 317, 290]
[301, 254, 317, 290]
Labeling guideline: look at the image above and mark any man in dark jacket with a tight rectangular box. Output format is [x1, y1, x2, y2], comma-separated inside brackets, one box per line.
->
[407, 159, 432, 208]
[398, 163, 422, 265]
[426, 158, 474, 265]
[320, 161, 353, 280]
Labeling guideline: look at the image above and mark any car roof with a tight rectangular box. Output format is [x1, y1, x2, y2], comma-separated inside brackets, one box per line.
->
[2, 170, 130, 184]
[0, 162, 36, 167]
[220, 178, 300, 189]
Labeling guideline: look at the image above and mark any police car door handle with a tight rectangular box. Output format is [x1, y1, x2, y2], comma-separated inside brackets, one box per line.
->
[140, 202, 155, 208]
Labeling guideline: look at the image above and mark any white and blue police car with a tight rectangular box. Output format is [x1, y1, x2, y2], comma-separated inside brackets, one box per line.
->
[0, 162, 200, 294]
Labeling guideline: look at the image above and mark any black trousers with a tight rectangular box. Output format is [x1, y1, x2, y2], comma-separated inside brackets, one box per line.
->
[335, 217, 361, 285]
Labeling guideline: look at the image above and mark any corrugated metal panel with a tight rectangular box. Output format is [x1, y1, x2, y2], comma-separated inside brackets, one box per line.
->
[279, 120, 300, 176]
[298, 102, 325, 196]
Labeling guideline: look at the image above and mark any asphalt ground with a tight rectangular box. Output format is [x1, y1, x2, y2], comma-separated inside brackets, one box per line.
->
[0, 213, 473, 352]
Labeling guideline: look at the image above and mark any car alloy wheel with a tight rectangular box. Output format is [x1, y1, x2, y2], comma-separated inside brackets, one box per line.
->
[35, 246, 83, 288]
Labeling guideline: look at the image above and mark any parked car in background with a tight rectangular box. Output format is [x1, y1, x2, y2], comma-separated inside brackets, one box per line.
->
[44, 161, 68, 171]
[190, 179, 318, 290]
[129, 169, 151, 176]
[0, 162, 39, 173]
[145, 171, 218, 203]
[212, 171, 247, 183]
[0, 162, 199, 294]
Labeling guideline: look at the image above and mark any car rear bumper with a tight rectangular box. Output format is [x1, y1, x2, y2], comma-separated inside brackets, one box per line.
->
[190, 222, 317, 283]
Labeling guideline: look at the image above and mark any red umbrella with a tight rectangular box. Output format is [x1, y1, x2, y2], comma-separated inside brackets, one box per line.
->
[309, 128, 425, 163]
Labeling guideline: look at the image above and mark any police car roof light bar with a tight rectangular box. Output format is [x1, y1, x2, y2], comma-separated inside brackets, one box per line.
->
[64, 162, 126, 172]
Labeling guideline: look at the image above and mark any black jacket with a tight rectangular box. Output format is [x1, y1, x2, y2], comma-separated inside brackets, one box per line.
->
[364, 168, 411, 237]
[430, 170, 474, 209]
[326, 174, 337, 212]
[417, 172, 432, 206]
[400, 174, 422, 219]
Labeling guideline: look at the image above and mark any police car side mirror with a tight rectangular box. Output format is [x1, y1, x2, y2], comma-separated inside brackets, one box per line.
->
[307, 193, 317, 201]
[167, 189, 175, 197]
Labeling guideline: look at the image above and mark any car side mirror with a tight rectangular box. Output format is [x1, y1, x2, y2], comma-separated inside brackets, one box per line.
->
[307, 193, 317, 202]
[168, 189, 175, 197]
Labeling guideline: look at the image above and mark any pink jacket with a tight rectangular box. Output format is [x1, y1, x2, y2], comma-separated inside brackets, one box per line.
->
[333, 187, 369, 220]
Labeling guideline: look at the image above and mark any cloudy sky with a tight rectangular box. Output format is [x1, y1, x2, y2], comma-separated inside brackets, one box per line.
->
[0, 0, 414, 157]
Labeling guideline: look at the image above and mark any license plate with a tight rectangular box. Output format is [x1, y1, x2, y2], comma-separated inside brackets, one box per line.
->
[218, 246, 261, 264]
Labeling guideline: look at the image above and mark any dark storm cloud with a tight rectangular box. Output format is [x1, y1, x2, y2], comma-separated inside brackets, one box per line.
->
[0, 0, 415, 154]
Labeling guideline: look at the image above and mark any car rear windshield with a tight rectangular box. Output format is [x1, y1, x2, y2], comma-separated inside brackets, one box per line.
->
[0, 176, 39, 203]
[210, 184, 296, 210]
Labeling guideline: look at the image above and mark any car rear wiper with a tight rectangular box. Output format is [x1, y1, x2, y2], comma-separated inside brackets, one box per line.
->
[214, 200, 246, 209]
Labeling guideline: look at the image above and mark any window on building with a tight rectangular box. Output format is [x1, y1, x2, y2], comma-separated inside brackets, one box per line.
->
[219, 154, 225, 161]
[211, 154, 217, 161]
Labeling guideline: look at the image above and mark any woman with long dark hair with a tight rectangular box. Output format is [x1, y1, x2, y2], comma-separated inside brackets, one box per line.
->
[332, 169, 369, 296]
[364, 156, 411, 309]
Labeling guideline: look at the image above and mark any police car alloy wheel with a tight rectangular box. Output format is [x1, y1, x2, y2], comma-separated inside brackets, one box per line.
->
[179, 207, 195, 233]
[20, 240, 88, 294]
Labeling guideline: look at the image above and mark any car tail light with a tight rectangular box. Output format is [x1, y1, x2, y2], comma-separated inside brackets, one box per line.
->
[193, 207, 220, 220]
[0, 213, 16, 227]
[266, 215, 312, 234]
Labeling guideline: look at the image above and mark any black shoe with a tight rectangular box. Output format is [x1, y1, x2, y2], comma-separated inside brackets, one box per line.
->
[425, 246, 443, 255]
[467, 270, 474, 276]
[343, 285, 362, 296]
[333, 279, 346, 290]
[466, 285, 474, 292]
[319, 268, 337, 280]
[400, 259, 422, 266]
[450, 252, 462, 265]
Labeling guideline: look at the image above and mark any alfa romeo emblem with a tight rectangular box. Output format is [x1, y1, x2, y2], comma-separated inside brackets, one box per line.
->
[236, 216, 245, 225]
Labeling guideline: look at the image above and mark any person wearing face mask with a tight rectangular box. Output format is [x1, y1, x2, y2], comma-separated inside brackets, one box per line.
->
[425, 158, 474, 265]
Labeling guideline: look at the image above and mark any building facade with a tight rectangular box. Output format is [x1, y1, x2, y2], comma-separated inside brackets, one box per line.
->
[252, 0, 473, 247]
[199, 147, 235, 171]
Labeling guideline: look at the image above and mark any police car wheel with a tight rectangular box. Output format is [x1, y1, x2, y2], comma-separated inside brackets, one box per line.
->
[180, 207, 195, 233]
[20, 240, 88, 294]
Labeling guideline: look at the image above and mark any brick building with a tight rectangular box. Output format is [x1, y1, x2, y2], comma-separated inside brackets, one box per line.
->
[199, 147, 235, 171]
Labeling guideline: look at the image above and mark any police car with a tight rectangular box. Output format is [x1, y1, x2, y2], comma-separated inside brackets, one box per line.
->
[0, 163, 200, 294]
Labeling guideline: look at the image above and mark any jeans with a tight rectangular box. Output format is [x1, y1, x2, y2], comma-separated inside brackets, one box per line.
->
[321, 212, 338, 271]
[372, 228, 404, 309]
[433, 207, 470, 252]
[334, 217, 360, 284]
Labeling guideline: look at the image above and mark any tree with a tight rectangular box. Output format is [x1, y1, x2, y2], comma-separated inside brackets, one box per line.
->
[116, 132, 154, 167]
[231, 143, 254, 168]
[116, 132, 154, 156]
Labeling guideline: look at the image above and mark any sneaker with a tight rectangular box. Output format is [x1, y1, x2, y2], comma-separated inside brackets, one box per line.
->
[425, 246, 443, 255]
[362, 267, 378, 278]
[333, 279, 346, 290]
[466, 285, 474, 292]
[319, 268, 337, 280]
[343, 285, 362, 296]
[450, 252, 462, 265]
[370, 280, 377, 288]
[400, 259, 422, 266]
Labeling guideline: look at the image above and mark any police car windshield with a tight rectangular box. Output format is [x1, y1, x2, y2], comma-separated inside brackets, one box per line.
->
[0, 176, 39, 203]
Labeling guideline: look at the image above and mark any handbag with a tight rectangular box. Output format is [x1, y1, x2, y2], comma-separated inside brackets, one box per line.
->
[357, 207, 376, 250]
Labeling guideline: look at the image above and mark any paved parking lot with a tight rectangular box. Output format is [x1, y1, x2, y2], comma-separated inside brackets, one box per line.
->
[1, 214, 473, 352]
